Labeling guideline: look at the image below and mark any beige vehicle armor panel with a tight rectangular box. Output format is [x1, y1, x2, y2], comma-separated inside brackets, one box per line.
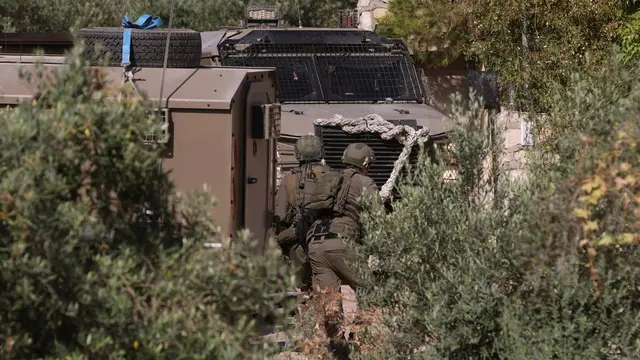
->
[0, 55, 280, 251]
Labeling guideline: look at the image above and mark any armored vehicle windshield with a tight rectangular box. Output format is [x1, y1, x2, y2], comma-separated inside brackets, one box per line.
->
[217, 29, 423, 104]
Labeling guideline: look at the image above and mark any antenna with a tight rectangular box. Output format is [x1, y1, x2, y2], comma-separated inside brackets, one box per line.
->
[18, 8, 22, 63]
[3, 7, 7, 57]
[158, 0, 176, 112]
[295, 0, 302, 28]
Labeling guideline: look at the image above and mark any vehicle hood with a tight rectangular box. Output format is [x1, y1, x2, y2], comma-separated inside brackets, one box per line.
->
[279, 103, 451, 139]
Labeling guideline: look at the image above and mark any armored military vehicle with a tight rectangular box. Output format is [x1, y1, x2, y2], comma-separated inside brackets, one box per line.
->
[0, 47, 281, 250]
[200, 4, 454, 193]
[1, 4, 457, 200]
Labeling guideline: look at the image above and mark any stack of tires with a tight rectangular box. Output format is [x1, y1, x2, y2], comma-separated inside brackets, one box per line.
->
[76, 27, 202, 68]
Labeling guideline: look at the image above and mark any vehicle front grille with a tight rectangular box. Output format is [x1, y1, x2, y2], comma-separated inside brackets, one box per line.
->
[314, 122, 422, 189]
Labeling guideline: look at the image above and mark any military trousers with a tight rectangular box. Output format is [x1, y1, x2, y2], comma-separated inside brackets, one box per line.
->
[276, 227, 312, 291]
[287, 243, 312, 291]
[307, 235, 361, 292]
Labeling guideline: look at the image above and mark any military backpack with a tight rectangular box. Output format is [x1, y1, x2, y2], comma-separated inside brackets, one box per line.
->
[289, 165, 358, 251]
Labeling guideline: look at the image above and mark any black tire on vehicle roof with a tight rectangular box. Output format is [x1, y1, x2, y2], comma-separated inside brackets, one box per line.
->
[76, 27, 202, 68]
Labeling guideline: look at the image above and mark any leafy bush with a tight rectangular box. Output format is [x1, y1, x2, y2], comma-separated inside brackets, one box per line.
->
[376, 0, 626, 112]
[0, 0, 356, 33]
[620, 11, 640, 63]
[0, 44, 296, 359]
[351, 49, 640, 359]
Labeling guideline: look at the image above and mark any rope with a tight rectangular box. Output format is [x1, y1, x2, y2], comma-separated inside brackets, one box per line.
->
[117, 67, 142, 102]
[117, 14, 163, 102]
[313, 114, 430, 201]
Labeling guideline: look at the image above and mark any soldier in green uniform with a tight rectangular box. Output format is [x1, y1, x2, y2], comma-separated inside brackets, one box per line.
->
[306, 143, 380, 293]
[273, 134, 331, 292]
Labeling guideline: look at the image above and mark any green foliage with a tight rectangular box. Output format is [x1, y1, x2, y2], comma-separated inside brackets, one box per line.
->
[375, 0, 468, 68]
[535, 49, 640, 176]
[378, 0, 626, 111]
[0, 0, 356, 32]
[256, 0, 357, 28]
[352, 50, 640, 359]
[0, 44, 296, 359]
[619, 11, 640, 63]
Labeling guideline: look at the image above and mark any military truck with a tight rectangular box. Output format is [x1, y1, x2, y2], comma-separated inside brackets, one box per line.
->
[1, 5, 457, 199]
[200, 4, 454, 193]
[0, 44, 281, 250]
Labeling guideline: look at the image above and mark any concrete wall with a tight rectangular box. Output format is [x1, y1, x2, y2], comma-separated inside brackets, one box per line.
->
[357, 0, 390, 31]
[496, 110, 532, 182]
[419, 68, 469, 116]
[414, 51, 475, 113]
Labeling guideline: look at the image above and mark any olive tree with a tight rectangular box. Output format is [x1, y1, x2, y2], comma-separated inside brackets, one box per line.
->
[0, 44, 296, 359]
[377, 0, 628, 111]
[351, 49, 640, 359]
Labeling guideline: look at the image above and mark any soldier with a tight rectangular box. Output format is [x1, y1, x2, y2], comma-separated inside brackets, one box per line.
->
[306, 143, 380, 305]
[273, 134, 329, 292]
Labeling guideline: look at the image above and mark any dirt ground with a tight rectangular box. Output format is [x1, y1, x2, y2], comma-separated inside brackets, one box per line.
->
[274, 288, 390, 360]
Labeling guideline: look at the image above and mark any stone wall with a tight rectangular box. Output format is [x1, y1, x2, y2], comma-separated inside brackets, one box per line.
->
[357, 0, 390, 31]
[496, 110, 533, 182]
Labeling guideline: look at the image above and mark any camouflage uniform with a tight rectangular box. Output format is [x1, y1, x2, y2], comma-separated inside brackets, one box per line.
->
[307, 143, 380, 294]
[274, 135, 328, 292]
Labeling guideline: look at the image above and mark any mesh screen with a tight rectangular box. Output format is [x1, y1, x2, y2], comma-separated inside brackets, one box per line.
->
[219, 33, 422, 103]
[228, 55, 322, 101]
[143, 110, 168, 144]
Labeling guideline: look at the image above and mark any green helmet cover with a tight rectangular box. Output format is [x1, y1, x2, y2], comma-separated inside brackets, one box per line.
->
[341, 143, 375, 168]
[294, 135, 324, 161]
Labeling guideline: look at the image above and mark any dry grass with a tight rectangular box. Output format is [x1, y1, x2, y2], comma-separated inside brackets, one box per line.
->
[342, 307, 390, 356]
[287, 287, 390, 359]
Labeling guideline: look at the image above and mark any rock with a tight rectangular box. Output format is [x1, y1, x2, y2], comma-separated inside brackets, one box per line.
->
[372, 7, 389, 19]
[356, 0, 389, 30]
[359, 11, 374, 31]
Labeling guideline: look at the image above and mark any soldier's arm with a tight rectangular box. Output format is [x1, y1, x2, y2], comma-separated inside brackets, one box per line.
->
[362, 178, 383, 207]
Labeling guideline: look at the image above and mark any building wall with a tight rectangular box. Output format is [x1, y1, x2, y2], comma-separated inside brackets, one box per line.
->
[415, 57, 472, 115]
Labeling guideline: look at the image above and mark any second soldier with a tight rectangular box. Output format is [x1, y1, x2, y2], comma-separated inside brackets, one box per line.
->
[273, 135, 331, 292]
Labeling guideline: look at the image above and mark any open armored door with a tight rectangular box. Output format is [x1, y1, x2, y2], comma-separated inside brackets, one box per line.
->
[242, 80, 280, 252]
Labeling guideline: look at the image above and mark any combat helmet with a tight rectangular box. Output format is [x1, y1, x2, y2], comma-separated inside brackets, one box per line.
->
[294, 134, 324, 162]
[342, 143, 375, 169]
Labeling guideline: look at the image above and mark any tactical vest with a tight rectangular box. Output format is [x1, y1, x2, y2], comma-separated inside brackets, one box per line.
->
[287, 163, 329, 217]
[292, 165, 359, 250]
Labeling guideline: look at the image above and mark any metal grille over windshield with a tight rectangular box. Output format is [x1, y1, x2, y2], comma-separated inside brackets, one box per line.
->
[218, 30, 422, 103]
